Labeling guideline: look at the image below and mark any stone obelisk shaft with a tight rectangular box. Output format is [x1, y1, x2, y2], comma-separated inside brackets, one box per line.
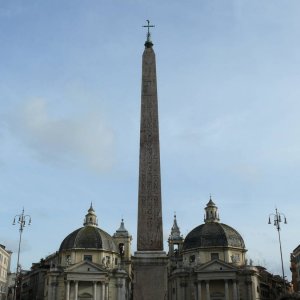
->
[137, 44, 163, 251]
[133, 32, 168, 300]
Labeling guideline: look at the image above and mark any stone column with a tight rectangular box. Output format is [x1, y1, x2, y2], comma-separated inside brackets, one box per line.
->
[105, 283, 109, 300]
[101, 282, 105, 300]
[205, 281, 210, 300]
[47, 279, 52, 300]
[93, 281, 97, 300]
[197, 281, 202, 300]
[117, 279, 122, 300]
[224, 280, 229, 300]
[66, 281, 70, 300]
[193, 282, 197, 300]
[74, 281, 78, 300]
[233, 280, 238, 300]
[52, 282, 57, 300]
[180, 282, 186, 300]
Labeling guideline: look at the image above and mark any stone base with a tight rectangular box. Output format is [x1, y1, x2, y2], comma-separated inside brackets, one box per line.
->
[133, 251, 168, 300]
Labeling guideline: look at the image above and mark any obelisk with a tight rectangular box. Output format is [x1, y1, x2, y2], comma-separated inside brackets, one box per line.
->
[133, 21, 168, 300]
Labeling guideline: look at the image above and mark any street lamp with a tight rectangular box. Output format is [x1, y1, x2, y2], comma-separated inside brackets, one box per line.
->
[268, 208, 287, 293]
[12, 208, 31, 300]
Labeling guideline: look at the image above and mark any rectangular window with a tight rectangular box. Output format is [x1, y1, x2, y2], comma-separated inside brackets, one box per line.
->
[84, 255, 92, 262]
[211, 253, 219, 260]
[189, 255, 195, 263]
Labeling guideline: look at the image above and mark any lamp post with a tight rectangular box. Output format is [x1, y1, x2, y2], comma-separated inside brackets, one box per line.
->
[12, 208, 31, 300]
[268, 208, 287, 293]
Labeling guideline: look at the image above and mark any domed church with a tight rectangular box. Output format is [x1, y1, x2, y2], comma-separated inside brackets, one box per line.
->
[43, 204, 132, 300]
[167, 198, 260, 300]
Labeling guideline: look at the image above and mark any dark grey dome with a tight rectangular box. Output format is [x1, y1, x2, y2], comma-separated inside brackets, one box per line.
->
[59, 226, 118, 252]
[183, 222, 245, 251]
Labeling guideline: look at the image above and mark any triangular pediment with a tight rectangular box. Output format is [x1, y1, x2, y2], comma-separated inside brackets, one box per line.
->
[65, 260, 107, 274]
[195, 259, 237, 273]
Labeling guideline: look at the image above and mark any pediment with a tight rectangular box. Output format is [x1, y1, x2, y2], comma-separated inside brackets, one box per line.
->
[65, 261, 107, 274]
[195, 259, 237, 273]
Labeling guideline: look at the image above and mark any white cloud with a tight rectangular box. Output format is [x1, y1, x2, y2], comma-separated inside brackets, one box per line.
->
[8, 98, 115, 172]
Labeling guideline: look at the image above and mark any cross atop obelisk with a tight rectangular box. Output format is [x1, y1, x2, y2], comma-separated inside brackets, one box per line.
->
[142, 19, 155, 47]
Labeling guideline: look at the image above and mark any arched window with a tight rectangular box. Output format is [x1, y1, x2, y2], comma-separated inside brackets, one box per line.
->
[119, 243, 125, 256]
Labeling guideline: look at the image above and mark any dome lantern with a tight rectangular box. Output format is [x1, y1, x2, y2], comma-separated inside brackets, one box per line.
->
[204, 195, 220, 223]
[83, 203, 98, 227]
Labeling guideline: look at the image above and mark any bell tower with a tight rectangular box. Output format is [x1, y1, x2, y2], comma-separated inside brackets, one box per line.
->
[113, 219, 132, 275]
[168, 214, 184, 257]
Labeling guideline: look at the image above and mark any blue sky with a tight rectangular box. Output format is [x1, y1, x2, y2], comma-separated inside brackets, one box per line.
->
[1, 0, 300, 279]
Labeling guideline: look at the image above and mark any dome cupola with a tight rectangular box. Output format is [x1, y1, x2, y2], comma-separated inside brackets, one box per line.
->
[204, 196, 220, 223]
[83, 203, 98, 227]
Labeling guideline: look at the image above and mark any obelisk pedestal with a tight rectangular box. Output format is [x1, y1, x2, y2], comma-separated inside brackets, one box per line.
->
[133, 251, 168, 300]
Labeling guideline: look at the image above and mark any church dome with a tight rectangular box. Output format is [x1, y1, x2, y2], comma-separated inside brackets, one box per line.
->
[182, 222, 245, 251]
[182, 197, 245, 251]
[59, 204, 118, 253]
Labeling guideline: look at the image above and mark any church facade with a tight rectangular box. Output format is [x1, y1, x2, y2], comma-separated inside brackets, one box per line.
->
[20, 205, 132, 300]
[167, 199, 261, 300]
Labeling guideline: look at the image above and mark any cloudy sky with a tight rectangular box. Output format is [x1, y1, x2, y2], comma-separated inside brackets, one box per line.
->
[1, 0, 300, 279]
